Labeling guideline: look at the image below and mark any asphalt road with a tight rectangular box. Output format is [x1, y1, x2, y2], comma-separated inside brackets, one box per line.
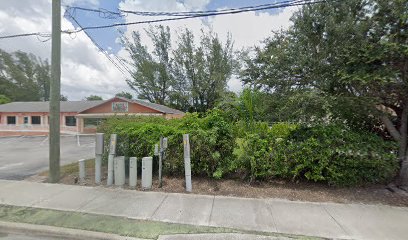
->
[0, 135, 95, 180]
[0, 232, 62, 240]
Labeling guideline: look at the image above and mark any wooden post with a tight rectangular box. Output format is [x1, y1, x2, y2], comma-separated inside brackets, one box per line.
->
[49, 0, 61, 183]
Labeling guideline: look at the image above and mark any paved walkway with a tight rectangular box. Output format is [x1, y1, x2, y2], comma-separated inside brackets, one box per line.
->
[0, 180, 407, 240]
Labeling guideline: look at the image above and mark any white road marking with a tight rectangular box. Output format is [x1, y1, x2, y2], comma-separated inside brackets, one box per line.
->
[0, 136, 25, 144]
[40, 136, 49, 145]
[0, 162, 24, 170]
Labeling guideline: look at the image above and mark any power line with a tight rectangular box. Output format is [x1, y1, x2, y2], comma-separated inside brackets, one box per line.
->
[66, 0, 324, 33]
[0, 32, 51, 40]
[66, 0, 306, 18]
[0, 0, 328, 39]
[64, 10, 131, 76]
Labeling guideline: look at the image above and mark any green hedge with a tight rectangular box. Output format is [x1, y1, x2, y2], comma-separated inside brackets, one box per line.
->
[98, 111, 398, 186]
[269, 125, 398, 186]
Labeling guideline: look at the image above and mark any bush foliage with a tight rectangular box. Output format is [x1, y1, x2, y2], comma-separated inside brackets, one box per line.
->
[98, 110, 398, 186]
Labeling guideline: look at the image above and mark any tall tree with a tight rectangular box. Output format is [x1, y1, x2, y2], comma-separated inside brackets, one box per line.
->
[124, 26, 235, 112]
[115, 91, 133, 99]
[36, 59, 51, 101]
[85, 95, 103, 101]
[60, 94, 68, 101]
[0, 49, 50, 101]
[241, 0, 408, 185]
[125, 26, 172, 105]
[172, 29, 234, 112]
[0, 95, 10, 104]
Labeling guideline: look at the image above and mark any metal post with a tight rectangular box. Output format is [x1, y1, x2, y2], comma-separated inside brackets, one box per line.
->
[158, 137, 163, 188]
[114, 156, 125, 186]
[76, 134, 81, 146]
[159, 137, 168, 188]
[49, 0, 61, 183]
[95, 133, 104, 184]
[79, 159, 86, 183]
[183, 134, 192, 192]
[107, 134, 117, 186]
[129, 157, 137, 188]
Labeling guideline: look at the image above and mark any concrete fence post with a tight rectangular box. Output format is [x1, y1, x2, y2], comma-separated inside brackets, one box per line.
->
[183, 134, 192, 192]
[79, 159, 86, 183]
[114, 156, 125, 186]
[142, 157, 153, 190]
[129, 157, 137, 188]
[95, 133, 104, 184]
[107, 134, 117, 186]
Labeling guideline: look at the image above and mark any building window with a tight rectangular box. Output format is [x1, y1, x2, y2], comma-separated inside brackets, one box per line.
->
[7, 116, 16, 125]
[65, 116, 76, 126]
[31, 116, 41, 125]
[24, 116, 29, 124]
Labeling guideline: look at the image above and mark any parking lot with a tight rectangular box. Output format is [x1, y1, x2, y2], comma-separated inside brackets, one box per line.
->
[0, 135, 95, 180]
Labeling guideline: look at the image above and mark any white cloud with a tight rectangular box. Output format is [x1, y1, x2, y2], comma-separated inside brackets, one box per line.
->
[0, 0, 128, 100]
[119, 0, 297, 92]
[0, 0, 297, 100]
[210, 7, 296, 50]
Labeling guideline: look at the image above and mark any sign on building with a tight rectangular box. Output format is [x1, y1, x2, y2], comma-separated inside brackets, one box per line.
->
[112, 102, 128, 112]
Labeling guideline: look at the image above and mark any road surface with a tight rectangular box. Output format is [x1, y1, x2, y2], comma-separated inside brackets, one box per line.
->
[0, 232, 61, 240]
[0, 135, 95, 180]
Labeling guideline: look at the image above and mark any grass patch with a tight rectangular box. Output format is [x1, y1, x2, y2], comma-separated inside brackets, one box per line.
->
[40, 158, 95, 177]
[0, 204, 234, 239]
[0, 205, 321, 240]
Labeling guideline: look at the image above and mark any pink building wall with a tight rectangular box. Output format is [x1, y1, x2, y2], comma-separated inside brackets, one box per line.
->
[0, 112, 78, 136]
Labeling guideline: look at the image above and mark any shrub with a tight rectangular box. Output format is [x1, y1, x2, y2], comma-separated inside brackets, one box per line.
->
[271, 125, 398, 186]
[98, 110, 235, 178]
[98, 115, 398, 186]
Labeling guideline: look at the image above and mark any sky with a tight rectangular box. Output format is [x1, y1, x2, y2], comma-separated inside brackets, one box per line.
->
[0, 0, 298, 100]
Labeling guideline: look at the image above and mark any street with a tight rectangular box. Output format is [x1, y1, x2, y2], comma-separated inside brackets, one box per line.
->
[0, 135, 95, 180]
[0, 232, 60, 240]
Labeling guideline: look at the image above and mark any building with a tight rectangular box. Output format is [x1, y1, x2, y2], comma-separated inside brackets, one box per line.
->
[0, 97, 184, 136]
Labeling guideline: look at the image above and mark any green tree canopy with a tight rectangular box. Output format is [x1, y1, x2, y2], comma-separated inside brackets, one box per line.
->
[0, 94, 11, 104]
[0, 49, 50, 101]
[124, 26, 235, 112]
[85, 95, 103, 101]
[60, 95, 68, 101]
[115, 91, 133, 99]
[241, 0, 408, 185]
[124, 26, 172, 105]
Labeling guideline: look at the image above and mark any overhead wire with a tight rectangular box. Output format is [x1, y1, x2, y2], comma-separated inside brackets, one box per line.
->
[65, 0, 325, 33]
[64, 9, 131, 76]
[0, 32, 51, 40]
[65, 0, 306, 18]
[0, 0, 329, 39]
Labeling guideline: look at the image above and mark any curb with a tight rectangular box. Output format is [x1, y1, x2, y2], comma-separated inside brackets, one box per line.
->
[0, 221, 145, 240]
[157, 233, 292, 240]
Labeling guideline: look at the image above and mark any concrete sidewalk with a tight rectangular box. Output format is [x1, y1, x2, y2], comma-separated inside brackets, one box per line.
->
[0, 180, 407, 240]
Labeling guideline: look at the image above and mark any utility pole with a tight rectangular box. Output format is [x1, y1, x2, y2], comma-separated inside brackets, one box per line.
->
[49, 0, 61, 183]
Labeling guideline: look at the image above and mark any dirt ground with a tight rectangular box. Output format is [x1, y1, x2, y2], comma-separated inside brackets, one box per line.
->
[43, 162, 408, 207]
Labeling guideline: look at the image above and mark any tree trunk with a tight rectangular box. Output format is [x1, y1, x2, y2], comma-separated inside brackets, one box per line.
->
[397, 103, 408, 186]
[380, 103, 408, 187]
[399, 155, 408, 187]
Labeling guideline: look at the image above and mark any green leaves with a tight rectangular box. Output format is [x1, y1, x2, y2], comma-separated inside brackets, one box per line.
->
[99, 114, 397, 186]
[240, 0, 407, 134]
[0, 49, 50, 101]
[0, 94, 10, 104]
[124, 26, 234, 112]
